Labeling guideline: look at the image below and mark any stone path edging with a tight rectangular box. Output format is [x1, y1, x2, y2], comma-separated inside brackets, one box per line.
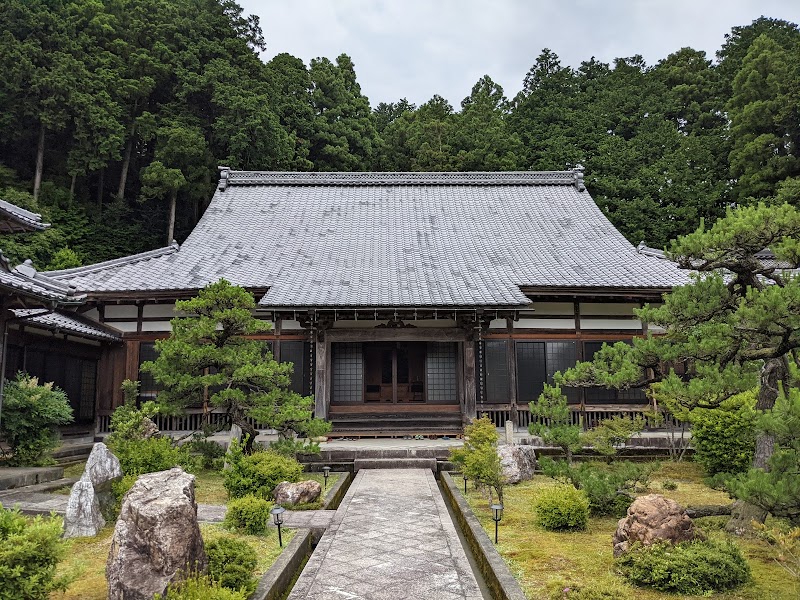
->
[440, 472, 526, 600]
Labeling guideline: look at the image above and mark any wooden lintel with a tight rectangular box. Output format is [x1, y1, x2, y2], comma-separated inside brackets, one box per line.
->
[325, 328, 468, 342]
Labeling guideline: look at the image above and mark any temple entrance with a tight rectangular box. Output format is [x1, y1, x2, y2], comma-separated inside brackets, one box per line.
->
[364, 341, 426, 403]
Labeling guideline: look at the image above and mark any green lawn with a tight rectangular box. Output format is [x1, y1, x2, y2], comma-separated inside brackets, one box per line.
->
[462, 461, 799, 600]
[52, 523, 293, 600]
[193, 469, 341, 507]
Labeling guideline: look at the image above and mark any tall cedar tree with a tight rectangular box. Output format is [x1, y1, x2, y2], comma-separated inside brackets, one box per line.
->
[557, 201, 800, 532]
[142, 280, 329, 453]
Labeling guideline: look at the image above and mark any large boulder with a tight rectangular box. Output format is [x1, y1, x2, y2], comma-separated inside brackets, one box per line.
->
[497, 444, 537, 484]
[106, 468, 206, 600]
[63, 480, 105, 538]
[613, 494, 704, 557]
[140, 416, 160, 439]
[273, 480, 322, 506]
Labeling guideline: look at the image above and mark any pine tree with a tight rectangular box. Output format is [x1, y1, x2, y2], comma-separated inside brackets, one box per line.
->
[142, 279, 330, 454]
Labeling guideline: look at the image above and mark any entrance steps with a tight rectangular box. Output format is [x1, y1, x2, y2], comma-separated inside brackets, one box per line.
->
[353, 457, 437, 471]
[329, 409, 463, 439]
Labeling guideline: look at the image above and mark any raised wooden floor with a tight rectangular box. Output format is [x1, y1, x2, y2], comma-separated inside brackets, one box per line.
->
[328, 403, 463, 439]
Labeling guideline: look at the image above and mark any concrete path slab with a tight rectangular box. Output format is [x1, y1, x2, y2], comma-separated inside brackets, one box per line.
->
[288, 469, 482, 600]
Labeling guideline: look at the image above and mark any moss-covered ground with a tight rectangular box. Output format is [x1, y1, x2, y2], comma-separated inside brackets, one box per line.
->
[462, 461, 799, 600]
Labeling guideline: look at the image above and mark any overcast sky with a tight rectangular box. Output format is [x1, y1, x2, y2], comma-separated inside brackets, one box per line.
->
[239, 1, 800, 109]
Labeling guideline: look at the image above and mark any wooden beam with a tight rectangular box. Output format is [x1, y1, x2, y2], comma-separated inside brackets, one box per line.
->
[463, 342, 477, 421]
[314, 331, 328, 420]
[326, 328, 468, 343]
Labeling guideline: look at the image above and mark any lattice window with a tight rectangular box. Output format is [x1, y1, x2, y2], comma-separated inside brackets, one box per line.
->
[332, 343, 363, 403]
[138, 342, 162, 401]
[426, 342, 457, 403]
[79, 360, 97, 421]
[516, 341, 578, 404]
[280, 340, 310, 396]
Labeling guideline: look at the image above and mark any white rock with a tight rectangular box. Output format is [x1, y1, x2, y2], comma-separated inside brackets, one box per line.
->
[497, 444, 537, 484]
[63, 479, 105, 538]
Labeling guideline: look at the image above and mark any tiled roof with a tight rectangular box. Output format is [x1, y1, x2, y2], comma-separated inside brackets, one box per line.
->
[0, 199, 49, 233]
[0, 254, 84, 305]
[47, 171, 688, 307]
[12, 309, 121, 342]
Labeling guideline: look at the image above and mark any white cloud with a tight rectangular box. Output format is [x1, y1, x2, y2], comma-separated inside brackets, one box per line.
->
[241, 0, 800, 108]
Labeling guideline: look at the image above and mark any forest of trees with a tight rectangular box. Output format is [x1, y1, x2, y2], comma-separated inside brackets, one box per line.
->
[0, 1, 799, 270]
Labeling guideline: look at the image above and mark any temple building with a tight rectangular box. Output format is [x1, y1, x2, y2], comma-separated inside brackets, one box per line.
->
[32, 169, 686, 436]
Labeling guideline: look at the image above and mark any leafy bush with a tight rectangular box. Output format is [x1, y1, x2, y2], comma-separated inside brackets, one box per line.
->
[450, 416, 505, 504]
[224, 496, 273, 535]
[0, 504, 72, 599]
[689, 391, 756, 476]
[155, 574, 246, 600]
[616, 540, 750, 594]
[0, 374, 73, 466]
[112, 474, 138, 506]
[529, 385, 582, 463]
[111, 437, 191, 477]
[533, 486, 589, 531]
[661, 479, 678, 491]
[582, 415, 645, 460]
[187, 434, 226, 471]
[206, 537, 258, 595]
[223, 440, 302, 499]
[540, 458, 656, 517]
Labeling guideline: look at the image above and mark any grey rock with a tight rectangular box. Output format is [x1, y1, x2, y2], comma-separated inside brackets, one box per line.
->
[106, 468, 206, 600]
[497, 444, 537, 484]
[83, 442, 122, 492]
[613, 493, 704, 557]
[63, 479, 105, 538]
[274, 480, 322, 506]
[140, 417, 160, 439]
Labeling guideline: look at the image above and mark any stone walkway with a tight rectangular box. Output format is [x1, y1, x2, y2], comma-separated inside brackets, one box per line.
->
[288, 469, 482, 600]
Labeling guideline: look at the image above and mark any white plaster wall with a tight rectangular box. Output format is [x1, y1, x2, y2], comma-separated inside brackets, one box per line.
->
[142, 304, 177, 318]
[525, 302, 574, 316]
[581, 318, 643, 330]
[580, 302, 640, 316]
[141, 321, 172, 332]
[104, 305, 138, 319]
[514, 318, 575, 329]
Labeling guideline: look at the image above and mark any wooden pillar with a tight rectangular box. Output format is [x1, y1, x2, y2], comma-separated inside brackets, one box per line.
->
[507, 338, 518, 427]
[314, 330, 328, 420]
[464, 341, 477, 421]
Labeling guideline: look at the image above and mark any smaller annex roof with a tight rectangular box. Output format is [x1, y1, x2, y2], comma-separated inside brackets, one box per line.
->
[46, 170, 689, 307]
[0, 199, 49, 233]
[11, 308, 121, 342]
[0, 254, 84, 306]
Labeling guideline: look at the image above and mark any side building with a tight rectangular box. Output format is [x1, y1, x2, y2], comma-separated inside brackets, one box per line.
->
[44, 170, 688, 436]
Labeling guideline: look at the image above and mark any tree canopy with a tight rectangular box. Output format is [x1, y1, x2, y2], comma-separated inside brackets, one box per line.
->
[0, 5, 798, 268]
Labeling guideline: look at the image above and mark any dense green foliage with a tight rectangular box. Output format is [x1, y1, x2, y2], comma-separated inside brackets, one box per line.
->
[533, 485, 589, 531]
[450, 416, 505, 504]
[730, 389, 800, 525]
[143, 280, 329, 453]
[0, 505, 71, 600]
[582, 415, 645, 460]
[0, 5, 797, 267]
[540, 458, 656, 517]
[155, 574, 246, 600]
[0, 374, 73, 466]
[223, 496, 273, 535]
[223, 441, 303, 499]
[616, 540, 751, 594]
[690, 392, 757, 476]
[206, 537, 258, 596]
[528, 385, 582, 463]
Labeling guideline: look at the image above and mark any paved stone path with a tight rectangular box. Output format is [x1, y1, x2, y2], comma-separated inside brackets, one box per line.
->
[288, 469, 482, 600]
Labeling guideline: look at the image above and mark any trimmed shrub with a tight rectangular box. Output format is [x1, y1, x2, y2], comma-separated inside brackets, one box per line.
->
[155, 575, 246, 600]
[223, 442, 303, 499]
[689, 391, 756, 476]
[224, 496, 273, 535]
[555, 580, 633, 599]
[111, 436, 191, 477]
[0, 374, 73, 466]
[534, 486, 589, 531]
[188, 436, 226, 471]
[661, 479, 678, 491]
[206, 537, 258, 595]
[540, 458, 656, 517]
[0, 504, 72, 600]
[616, 539, 751, 595]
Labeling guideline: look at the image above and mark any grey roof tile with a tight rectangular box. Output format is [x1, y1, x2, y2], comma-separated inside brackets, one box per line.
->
[0, 199, 49, 233]
[12, 309, 121, 342]
[47, 171, 689, 306]
[0, 254, 84, 305]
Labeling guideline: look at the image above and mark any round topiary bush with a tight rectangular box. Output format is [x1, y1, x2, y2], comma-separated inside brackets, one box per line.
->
[616, 539, 751, 595]
[689, 392, 756, 476]
[223, 444, 303, 499]
[224, 495, 273, 535]
[206, 537, 258, 595]
[533, 485, 589, 531]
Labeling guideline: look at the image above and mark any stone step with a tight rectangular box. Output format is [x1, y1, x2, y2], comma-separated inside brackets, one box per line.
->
[0, 466, 64, 490]
[353, 457, 437, 471]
